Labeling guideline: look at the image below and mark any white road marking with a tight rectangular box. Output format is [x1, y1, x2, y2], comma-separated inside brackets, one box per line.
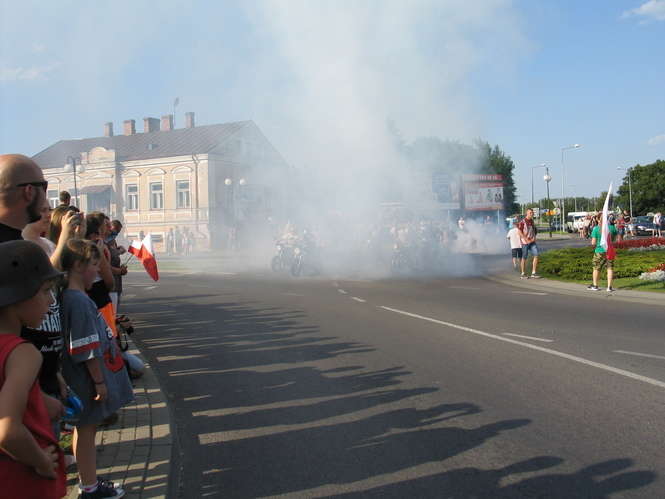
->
[282, 292, 304, 296]
[351, 297, 366, 303]
[144, 286, 157, 291]
[338, 289, 348, 294]
[511, 291, 548, 296]
[614, 350, 665, 361]
[122, 294, 137, 299]
[448, 286, 481, 290]
[503, 333, 553, 343]
[216, 272, 237, 276]
[379, 305, 665, 390]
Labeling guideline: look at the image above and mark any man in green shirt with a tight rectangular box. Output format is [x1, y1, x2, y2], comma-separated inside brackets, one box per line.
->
[588, 216, 618, 292]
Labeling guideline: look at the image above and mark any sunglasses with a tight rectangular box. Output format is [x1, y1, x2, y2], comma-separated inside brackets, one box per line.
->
[16, 181, 49, 192]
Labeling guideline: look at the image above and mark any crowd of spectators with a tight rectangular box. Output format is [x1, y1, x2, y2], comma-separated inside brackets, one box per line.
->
[0, 154, 138, 498]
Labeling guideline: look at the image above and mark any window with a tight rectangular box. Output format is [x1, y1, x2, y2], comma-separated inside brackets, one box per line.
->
[47, 189, 59, 208]
[126, 184, 138, 211]
[150, 182, 163, 210]
[176, 180, 191, 209]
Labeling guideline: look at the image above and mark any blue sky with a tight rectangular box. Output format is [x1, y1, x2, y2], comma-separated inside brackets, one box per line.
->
[1, 0, 663, 203]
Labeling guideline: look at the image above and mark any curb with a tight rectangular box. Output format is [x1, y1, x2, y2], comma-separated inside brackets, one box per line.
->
[66, 338, 172, 499]
[487, 272, 665, 306]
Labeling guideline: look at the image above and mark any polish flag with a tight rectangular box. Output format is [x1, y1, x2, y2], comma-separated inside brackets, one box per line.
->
[129, 233, 159, 281]
[600, 183, 616, 260]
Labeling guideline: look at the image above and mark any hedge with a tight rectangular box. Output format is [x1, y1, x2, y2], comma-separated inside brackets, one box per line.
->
[538, 248, 665, 281]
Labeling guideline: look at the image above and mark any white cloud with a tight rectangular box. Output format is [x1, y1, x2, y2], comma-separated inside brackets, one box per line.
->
[0, 63, 59, 82]
[622, 0, 665, 22]
[647, 134, 665, 146]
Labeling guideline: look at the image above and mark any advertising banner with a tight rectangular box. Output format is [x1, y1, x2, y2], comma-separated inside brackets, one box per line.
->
[463, 174, 504, 211]
[431, 172, 461, 210]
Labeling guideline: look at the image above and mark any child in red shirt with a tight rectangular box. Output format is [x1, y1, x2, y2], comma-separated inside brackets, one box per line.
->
[0, 240, 66, 499]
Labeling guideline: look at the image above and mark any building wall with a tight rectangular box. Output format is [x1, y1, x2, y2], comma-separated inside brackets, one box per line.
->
[43, 152, 213, 252]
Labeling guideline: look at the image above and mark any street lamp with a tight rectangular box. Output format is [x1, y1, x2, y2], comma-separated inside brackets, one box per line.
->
[543, 168, 552, 238]
[569, 184, 578, 213]
[561, 143, 581, 234]
[531, 163, 547, 208]
[224, 177, 247, 227]
[617, 166, 633, 218]
[64, 156, 85, 207]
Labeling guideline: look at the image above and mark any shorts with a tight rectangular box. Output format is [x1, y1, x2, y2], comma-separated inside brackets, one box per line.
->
[511, 248, 523, 258]
[618, 227, 625, 236]
[592, 252, 613, 270]
[521, 242, 539, 259]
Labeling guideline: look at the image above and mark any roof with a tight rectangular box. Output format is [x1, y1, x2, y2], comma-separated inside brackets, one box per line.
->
[32, 121, 251, 169]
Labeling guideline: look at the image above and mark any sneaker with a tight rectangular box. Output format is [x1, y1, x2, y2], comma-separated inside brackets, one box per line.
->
[520, 273, 528, 279]
[606, 287, 615, 293]
[530, 273, 542, 279]
[79, 479, 125, 498]
[587, 285, 600, 291]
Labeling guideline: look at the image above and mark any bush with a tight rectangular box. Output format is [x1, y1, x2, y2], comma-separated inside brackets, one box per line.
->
[615, 237, 665, 249]
[539, 248, 665, 281]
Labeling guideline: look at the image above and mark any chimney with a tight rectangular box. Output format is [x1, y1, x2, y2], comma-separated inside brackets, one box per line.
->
[143, 117, 160, 133]
[104, 122, 114, 137]
[185, 112, 195, 129]
[123, 119, 136, 136]
[161, 114, 173, 132]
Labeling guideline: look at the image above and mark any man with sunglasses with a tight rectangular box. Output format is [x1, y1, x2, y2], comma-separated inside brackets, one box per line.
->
[0, 154, 49, 242]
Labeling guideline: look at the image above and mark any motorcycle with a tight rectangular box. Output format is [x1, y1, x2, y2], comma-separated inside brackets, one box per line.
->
[271, 241, 295, 272]
[291, 243, 321, 277]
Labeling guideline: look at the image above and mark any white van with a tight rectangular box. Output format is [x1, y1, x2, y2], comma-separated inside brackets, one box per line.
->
[566, 212, 589, 233]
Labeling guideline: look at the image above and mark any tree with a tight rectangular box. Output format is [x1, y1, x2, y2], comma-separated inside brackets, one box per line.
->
[616, 159, 665, 215]
[476, 141, 519, 215]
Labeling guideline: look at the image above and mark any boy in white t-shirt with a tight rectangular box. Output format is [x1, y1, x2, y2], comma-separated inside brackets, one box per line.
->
[506, 221, 523, 270]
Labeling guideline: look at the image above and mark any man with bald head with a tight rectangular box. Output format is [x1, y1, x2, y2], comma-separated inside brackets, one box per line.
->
[0, 154, 48, 242]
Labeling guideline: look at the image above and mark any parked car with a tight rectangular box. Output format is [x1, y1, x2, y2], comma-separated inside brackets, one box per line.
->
[628, 216, 656, 236]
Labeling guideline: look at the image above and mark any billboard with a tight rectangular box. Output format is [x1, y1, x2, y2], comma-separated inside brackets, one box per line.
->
[431, 172, 461, 210]
[463, 174, 504, 211]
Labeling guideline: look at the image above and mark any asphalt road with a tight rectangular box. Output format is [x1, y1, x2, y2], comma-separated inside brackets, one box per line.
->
[123, 250, 664, 498]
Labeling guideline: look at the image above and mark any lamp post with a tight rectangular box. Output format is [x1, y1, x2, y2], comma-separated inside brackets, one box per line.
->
[569, 184, 578, 213]
[65, 156, 84, 207]
[224, 177, 247, 227]
[617, 167, 633, 218]
[531, 163, 547, 208]
[544, 168, 552, 238]
[531, 163, 547, 221]
[561, 143, 581, 234]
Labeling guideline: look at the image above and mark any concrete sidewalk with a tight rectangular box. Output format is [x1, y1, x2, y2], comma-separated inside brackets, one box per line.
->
[488, 271, 665, 306]
[65, 339, 172, 499]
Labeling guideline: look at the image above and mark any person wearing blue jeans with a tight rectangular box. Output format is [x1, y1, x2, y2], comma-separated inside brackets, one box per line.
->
[518, 209, 541, 279]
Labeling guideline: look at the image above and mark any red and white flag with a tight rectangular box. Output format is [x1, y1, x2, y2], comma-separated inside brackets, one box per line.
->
[129, 233, 159, 281]
[600, 183, 616, 260]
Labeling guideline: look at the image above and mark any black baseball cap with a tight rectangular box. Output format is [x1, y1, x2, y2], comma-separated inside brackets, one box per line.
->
[0, 240, 63, 307]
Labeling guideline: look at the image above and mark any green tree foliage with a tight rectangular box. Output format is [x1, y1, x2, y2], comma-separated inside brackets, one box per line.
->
[476, 141, 519, 215]
[392, 128, 519, 213]
[616, 159, 665, 215]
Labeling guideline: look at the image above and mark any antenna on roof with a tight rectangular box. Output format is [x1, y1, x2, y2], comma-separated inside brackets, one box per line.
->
[173, 97, 180, 127]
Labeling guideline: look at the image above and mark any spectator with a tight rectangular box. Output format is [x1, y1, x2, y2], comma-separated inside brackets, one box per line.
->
[616, 212, 626, 242]
[58, 191, 71, 208]
[0, 154, 48, 243]
[84, 213, 116, 333]
[506, 220, 523, 270]
[654, 212, 662, 238]
[517, 208, 541, 279]
[107, 220, 128, 313]
[587, 216, 618, 292]
[0, 240, 66, 499]
[165, 228, 174, 256]
[60, 239, 133, 498]
[23, 199, 56, 254]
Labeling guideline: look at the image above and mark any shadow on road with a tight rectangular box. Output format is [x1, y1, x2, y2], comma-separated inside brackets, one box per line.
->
[124, 287, 656, 498]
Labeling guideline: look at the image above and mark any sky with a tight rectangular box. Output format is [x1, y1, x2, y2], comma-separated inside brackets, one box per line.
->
[0, 0, 663, 204]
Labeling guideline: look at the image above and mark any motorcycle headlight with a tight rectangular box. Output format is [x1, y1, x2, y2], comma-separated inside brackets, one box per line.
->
[294, 247, 301, 255]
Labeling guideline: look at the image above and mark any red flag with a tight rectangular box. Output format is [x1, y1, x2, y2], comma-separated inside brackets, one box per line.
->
[129, 234, 159, 281]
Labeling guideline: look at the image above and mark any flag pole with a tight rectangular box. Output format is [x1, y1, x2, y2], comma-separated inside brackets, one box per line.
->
[124, 253, 134, 266]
